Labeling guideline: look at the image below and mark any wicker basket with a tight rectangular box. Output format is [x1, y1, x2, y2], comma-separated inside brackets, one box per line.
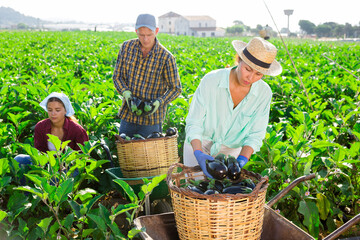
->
[166, 163, 269, 240]
[116, 134, 179, 178]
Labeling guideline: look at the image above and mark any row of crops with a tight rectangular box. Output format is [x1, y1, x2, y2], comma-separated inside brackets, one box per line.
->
[0, 31, 359, 238]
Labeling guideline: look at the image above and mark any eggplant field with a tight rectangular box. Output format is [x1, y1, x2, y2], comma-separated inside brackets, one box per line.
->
[0, 31, 359, 239]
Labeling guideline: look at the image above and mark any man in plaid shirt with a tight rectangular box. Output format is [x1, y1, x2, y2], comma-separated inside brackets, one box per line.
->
[113, 14, 182, 138]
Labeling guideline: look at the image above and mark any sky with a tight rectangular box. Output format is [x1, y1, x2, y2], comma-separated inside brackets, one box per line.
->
[1, 0, 359, 32]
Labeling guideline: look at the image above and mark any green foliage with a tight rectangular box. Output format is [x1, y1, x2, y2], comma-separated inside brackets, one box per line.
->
[0, 31, 359, 239]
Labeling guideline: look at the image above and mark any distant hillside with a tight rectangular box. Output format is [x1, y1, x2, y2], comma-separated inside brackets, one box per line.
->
[0, 7, 49, 28]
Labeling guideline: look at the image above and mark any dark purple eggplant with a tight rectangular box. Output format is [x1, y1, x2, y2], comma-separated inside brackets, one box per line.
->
[204, 189, 220, 195]
[187, 185, 204, 194]
[243, 179, 256, 189]
[119, 133, 131, 141]
[226, 156, 241, 181]
[142, 99, 153, 115]
[198, 181, 210, 192]
[147, 132, 162, 139]
[222, 185, 253, 194]
[206, 159, 227, 180]
[130, 96, 142, 113]
[165, 127, 178, 136]
[214, 153, 226, 163]
[131, 134, 145, 140]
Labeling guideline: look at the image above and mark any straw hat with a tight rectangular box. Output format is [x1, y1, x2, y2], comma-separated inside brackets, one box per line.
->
[232, 37, 282, 76]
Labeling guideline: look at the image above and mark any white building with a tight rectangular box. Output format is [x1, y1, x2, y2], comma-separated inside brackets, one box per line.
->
[158, 12, 225, 37]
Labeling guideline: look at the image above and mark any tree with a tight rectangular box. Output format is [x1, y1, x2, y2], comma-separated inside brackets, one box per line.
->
[298, 20, 316, 35]
[226, 25, 244, 35]
[17, 23, 28, 29]
[334, 25, 345, 38]
[315, 24, 332, 37]
[344, 23, 354, 37]
[233, 20, 244, 26]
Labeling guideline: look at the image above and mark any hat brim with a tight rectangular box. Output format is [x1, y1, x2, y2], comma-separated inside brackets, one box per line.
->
[232, 40, 282, 76]
[135, 24, 157, 32]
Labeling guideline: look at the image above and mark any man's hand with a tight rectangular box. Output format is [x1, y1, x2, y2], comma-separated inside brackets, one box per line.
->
[122, 90, 132, 110]
[236, 155, 248, 168]
[149, 100, 160, 115]
[194, 150, 214, 179]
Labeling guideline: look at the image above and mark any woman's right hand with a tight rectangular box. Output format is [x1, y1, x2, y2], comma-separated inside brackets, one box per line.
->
[194, 150, 214, 179]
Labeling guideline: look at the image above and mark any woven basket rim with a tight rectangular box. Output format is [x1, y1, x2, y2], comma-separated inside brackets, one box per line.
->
[115, 134, 177, 144]
[166, 162, 269, 201]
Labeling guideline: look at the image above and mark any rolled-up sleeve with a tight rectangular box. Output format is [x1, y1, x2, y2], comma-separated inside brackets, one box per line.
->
[242, 92, 272, 152]
[113, 43, 129, 95]
[185, 81, 206, 143]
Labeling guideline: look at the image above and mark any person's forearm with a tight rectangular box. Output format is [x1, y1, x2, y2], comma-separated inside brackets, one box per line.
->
[190, 139, 202, 152]
[239, 145, 254, 159]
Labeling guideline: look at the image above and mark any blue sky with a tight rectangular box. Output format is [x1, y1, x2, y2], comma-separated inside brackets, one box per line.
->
[1, 0, 359, 32]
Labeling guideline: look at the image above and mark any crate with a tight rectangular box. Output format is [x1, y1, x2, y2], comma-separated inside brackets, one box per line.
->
[166, 163, 269, 240]
[116, 134, 179, 178]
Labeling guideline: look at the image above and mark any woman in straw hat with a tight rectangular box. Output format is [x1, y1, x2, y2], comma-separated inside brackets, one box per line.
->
[15, 92, 89, 167]
[183, 37, 282, 178]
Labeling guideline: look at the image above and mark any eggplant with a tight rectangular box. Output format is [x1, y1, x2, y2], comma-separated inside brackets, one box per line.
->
[147, 132, 162, 139]
[187, 185, 204, 194]
[165, 127, 178, 136]
[243, 179, 256, 189]
[222, 186, 253, 194]
[131, 133, 145, 140]
[130, 96, 142, 113]
[226, 156, 241, 181]
[204, 189, 220, 195]
[214, 153, 226, 163]
[198, 180, 210, 192]
[212, 180, 225, 192]
[119, 133, 131, 141]
[142, 99, 154, 115]
[206, 159, 228, 180]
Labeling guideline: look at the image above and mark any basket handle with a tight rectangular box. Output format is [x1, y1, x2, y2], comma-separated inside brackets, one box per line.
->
[267, 173, 316, 208]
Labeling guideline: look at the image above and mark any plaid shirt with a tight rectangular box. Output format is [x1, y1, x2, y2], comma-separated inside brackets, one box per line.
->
[113, 38, 181, 125]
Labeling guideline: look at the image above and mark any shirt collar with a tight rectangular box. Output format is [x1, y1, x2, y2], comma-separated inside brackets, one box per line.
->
[45, 117, 70, 131]
[219, 66, 261, 97]
[136, 38, 159, 56]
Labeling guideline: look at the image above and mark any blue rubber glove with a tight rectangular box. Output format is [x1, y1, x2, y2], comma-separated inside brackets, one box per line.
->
[194, 150, 214, 179]
[236, 155, 249, 168]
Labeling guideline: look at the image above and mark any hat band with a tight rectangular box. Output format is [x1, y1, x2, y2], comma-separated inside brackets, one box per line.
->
[243, 48, 271, 69]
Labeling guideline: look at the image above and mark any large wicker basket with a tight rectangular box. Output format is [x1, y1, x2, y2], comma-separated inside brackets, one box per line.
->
[166, 163, 269, 240]
[116, 134, 179, 178]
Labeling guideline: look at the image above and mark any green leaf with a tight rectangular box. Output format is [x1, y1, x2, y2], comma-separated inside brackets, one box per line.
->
[0, 158, 9, 175]
[54, 178, 74, 204]
[87, 213, 107, 232]
[82, 229, 95, 238]
[63, 213, 74, 229]
[111, 203, 138, 218]
[47, 134, 62, 151]
[128, 227, 144, 239]
[15, 186, 44, 199]
[83, 194, 103, 214]
[311, 140, 340, 149]
[113, 179, 138, 203]
[298, 200, 320, 237]
[37, 217, 53, 234]
[68, 200, 81, 218]
[0, 210, 7, 221]
[316, 193, 330, 220]
[349, 142, 360, 158]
